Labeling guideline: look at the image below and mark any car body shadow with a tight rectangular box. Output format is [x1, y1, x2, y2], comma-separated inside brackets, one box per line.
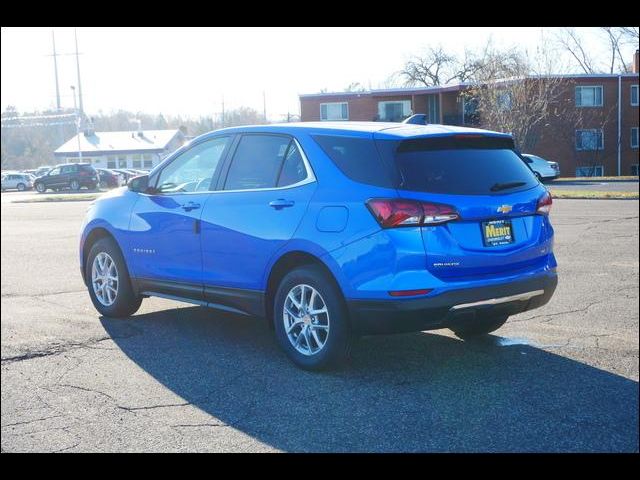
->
[101, 307, 639, 452]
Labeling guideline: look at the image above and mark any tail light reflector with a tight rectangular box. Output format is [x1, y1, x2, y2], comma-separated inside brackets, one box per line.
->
[536, 191, 553, 215]
[367, 199, 459, 228]
[388, 289, 433, 297]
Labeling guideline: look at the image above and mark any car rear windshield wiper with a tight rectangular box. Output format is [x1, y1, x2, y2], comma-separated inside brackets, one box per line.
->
[490, 181, 526, 192]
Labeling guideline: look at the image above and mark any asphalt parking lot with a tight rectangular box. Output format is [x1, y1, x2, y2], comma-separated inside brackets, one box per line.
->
[547, 179, 639, 193]
[1, 196, 638, 452]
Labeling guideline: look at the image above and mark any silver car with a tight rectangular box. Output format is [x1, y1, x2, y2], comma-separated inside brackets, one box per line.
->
[1, 172, 33, 191]
[522, 154, 560, 182]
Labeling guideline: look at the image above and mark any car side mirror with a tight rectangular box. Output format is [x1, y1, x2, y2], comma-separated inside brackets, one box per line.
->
[128, 175, 153, 193]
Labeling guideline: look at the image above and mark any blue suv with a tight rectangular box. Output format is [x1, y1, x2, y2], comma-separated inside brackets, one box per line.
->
[80, 122, 557, 369]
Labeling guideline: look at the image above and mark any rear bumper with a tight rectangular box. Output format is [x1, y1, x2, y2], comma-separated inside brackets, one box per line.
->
[347, 271, 558, 335]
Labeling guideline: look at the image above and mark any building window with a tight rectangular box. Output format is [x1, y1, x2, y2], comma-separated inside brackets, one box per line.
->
[143, 154, 153, 169]
[631, 85, 639, 106]
[118, 156, 127, 168]
[132, 154, 142, 169]
[576, 129, 604, 151]
[320, 102, 348, 121]
[377, 100, 412, 122]
[575, 86, 603, 107]
[497, 91, 512, 111]
[107, 156, 116, 169]
[66, 157, 80, 163]
[576, 165, 604, 177]
[632, 127, 639, 149]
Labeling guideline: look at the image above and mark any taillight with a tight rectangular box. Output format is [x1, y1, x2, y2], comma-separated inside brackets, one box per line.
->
[536, 191, 552, 215]
[366, 199, 459, 228]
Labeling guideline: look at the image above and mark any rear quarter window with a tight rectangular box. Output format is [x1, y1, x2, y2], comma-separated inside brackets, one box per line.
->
[312, 135, 396, 188]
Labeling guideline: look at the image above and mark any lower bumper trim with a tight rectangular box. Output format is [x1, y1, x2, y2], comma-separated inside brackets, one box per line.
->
[449, 289, 544, 311]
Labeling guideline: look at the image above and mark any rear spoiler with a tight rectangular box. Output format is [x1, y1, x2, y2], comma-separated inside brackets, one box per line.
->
[396, 135, 515, 153]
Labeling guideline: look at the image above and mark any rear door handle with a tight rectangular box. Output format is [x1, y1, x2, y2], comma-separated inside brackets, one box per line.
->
[269, 199, 295, 209]
[181, 201, 201, 211]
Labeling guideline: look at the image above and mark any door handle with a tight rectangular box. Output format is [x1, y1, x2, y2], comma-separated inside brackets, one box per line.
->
[181, 201, 201, 211]
[269, 199, 295, 209]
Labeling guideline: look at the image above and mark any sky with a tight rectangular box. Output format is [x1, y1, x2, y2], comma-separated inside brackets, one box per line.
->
[1, 27, 637, 121]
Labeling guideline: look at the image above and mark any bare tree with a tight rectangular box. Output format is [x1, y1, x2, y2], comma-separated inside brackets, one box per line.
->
[400, 46, 460, 87]
[601, 27, 630, 73]
[618, 26, 639, 45]
[554, 28, 597, 74]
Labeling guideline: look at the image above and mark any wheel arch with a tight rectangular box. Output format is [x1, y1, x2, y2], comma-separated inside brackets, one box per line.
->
[81, 226, 123, 286]
[264, 250, 346, 329]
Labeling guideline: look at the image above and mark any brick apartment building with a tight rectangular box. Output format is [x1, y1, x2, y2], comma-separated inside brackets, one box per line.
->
[300, 51, 640, 177]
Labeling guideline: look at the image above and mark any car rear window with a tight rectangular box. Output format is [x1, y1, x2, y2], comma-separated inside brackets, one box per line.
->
[312, 135, 396, 188]
[383, 136, 538, 195]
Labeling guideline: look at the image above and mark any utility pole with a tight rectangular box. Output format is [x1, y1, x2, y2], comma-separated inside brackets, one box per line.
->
[51, 31, 61, 111]
[263, 90, 267, 123]
[71, 86, 83, 163]
[221, 95, 225, 127]
[74, 29, 84, 114]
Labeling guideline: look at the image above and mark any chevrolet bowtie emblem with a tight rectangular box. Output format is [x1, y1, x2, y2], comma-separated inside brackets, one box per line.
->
[497, 205, 513, 214]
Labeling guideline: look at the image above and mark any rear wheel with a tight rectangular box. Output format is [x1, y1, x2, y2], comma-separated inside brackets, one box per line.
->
[452, 315, 509, 339]
[17, 183, 26, 191]
[85, 237, 142, 318]
[70, 179, 80, 191]
[274, 265, 352, 370]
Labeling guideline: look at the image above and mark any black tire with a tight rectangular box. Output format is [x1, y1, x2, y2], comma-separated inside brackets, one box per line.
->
[452, 315, 509, 339]
[99, 180, 107, 189]
[70, 179, 80, 191]
[35, 182, 46, 193]
[85, 237, 142, 318]
[17, 183, 26, 191]
[273, 265, 352, 370]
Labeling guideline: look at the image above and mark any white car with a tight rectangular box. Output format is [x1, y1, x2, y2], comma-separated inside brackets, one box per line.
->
[521, 154, 560, 182]
[1, 172, 33, 191]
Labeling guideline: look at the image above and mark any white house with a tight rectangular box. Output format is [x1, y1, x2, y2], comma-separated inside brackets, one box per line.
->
[54, 129, 186, 170]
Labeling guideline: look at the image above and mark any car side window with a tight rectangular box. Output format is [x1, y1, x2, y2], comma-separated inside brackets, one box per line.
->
[61, 165, 75, 174]
[224, 135, 295, 191]
[48, 168, 61, 176]
[156, 136, 230, 194]
[277, 141, 307, 187]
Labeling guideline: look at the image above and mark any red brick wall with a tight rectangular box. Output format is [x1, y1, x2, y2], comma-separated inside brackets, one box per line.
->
[299, 76, 639, 176]
[531, 76, 639, 176]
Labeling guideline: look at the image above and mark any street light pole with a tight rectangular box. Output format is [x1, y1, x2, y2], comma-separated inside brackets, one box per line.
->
[71, 86, 82, 163]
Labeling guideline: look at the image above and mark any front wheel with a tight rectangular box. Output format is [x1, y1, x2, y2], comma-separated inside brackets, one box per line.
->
[17, 183, 26, 191]
[86, 237, 142, 318]
[70, 179, 80, 191]
[35, 183, 46, 193]
[452, 315, 509, 339]
[274, 265, 352, 370]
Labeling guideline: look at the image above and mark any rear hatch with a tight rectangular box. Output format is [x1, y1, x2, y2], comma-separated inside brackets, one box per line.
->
[374, 133, 552, 281]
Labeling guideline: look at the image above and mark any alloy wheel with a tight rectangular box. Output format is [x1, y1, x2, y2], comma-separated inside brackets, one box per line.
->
[283, 284, 330, 356]
[91, 252, 119, 306]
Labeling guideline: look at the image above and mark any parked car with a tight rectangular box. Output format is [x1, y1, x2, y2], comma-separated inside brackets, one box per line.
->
[1, 172, 33, 191]
[80, 123, 558, 370]
[34, 163, 98, 193]
[111, 169, 136, 184]
[34, 166, 53, 177]
[96, 168, 125, 189]
[521, 154, 560, 182]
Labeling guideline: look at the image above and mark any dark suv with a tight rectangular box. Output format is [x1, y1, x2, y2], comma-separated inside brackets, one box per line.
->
[34, 163, 98, 193]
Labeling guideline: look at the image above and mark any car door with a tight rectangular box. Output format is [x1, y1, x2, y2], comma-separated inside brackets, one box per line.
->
[59, 164, 76, 187]
[199, 133, 316, 310]
[43, 167, 61, 188]
[127, 135, 233, 299]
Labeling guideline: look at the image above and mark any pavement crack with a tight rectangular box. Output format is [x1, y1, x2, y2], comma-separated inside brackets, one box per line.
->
[171, 423, 228, 428]
[1, 414, 64, 428]
[117, 401, 192, 412]
[512, 301, 603, 324]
